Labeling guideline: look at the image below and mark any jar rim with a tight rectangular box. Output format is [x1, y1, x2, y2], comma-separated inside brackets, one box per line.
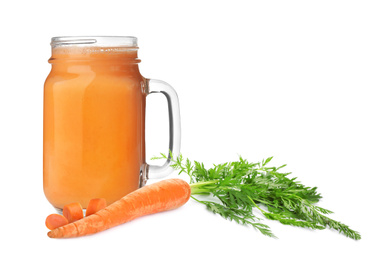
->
[51, 36, 138, 48]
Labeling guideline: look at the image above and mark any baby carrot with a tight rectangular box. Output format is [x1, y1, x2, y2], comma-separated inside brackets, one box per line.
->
[85, 198, 107, 217]
[45, 214, 69, 230]
[63, 202, 83, 223]
[48, 179, 191, 238]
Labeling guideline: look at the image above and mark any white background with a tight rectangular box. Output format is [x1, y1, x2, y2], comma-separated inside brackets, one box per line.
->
[0, 0, 381, 259]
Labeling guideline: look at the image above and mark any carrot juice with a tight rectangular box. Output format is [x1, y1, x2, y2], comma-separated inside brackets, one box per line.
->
[43, 43, 146, 209]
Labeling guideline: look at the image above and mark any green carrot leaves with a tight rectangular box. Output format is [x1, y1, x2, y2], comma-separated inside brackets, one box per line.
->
[152, 154, 361, 240]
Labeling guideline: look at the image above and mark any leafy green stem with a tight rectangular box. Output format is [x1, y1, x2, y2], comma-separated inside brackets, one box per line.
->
[152, 153, 361, 240]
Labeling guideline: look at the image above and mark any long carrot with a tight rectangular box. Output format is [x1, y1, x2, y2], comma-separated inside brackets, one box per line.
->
[48, 178, 191, 238]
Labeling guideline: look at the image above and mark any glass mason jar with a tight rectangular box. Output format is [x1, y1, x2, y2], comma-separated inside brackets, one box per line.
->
[43, 36, 180, 210]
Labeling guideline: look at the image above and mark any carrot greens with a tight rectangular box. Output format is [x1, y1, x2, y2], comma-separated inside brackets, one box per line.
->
[153, 153, 361, 240]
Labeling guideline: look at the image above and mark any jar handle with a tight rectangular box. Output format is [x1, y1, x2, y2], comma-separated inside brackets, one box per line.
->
[140, 79, 181, 186]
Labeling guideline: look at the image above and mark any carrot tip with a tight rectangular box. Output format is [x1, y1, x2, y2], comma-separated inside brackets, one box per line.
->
[47, 228, 62, 238]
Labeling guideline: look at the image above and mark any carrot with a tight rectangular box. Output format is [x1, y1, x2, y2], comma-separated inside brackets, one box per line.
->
[85, 198, 107, 217]
[48, 178, 191, 238]
[45, 214, 69, 230]
[63, 202, 83, 223]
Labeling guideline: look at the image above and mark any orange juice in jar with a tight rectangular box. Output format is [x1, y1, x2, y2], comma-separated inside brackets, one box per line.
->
[43, 36, 180, 210]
